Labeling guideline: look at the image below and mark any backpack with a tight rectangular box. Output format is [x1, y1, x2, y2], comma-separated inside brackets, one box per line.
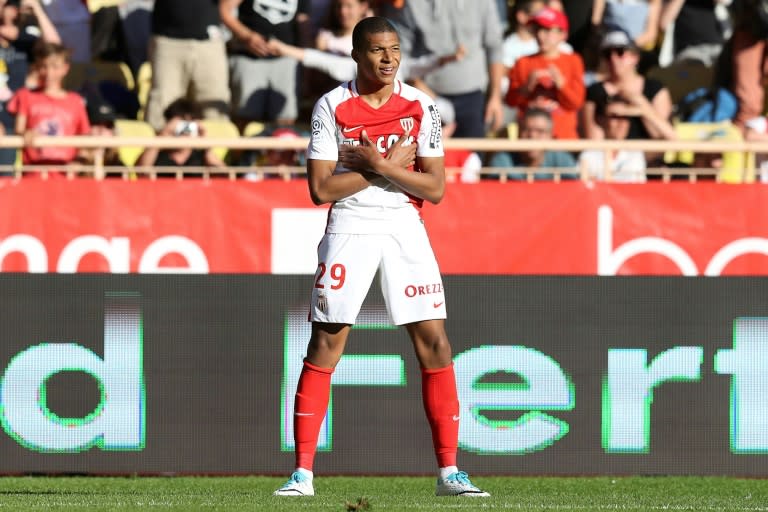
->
[676, 87, 738, 123]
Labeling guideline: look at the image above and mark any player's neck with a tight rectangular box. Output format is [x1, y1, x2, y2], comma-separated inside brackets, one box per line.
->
[355, 79, 394, 109]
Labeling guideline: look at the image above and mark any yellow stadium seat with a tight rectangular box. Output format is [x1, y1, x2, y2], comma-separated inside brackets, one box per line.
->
[664, 121, 745, 182]
[506, 122, 518, 139]
[243, 121, 266, 138]
[135, 61, 152, 121]
[114, 119, 155, 168]
[65, 60, 135, 91]
[199, 119, 241, 161]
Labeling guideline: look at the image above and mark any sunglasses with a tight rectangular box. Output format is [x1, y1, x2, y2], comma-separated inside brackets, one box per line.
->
[601, 47, 632, 58]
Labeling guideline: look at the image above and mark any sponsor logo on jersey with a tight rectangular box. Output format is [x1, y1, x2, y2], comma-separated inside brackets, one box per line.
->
[427, 105, 441, 149]
[404, 283, 443, 297]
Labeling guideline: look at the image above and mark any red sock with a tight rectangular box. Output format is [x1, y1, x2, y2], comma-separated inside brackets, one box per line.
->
[421, 364, 459, 468]
[293, 360, 334, 471]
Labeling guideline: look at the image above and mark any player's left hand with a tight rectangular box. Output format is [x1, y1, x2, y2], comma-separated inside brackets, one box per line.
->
[338, 130, 383, 173]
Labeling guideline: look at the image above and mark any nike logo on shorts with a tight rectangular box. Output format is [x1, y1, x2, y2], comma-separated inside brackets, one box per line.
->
[433, 302, 444, 308]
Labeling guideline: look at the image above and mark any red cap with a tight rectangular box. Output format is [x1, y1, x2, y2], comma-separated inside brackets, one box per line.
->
[529, 7, 569, 32]
[271, 127, 301, 139]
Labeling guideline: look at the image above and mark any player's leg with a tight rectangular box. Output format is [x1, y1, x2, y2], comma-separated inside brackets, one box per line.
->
[406, 320, 489, 497]
[275, 322, 351, 497]
[275, 234, 380, 496]
[380, 226, 489, 497]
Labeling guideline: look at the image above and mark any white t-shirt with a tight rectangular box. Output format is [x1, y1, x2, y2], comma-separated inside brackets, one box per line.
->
[579, 149, 647, 183]
[308, 79, 444, 234]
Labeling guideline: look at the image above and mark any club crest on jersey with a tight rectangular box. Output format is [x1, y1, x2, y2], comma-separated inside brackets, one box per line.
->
[400, 117, 414, 133]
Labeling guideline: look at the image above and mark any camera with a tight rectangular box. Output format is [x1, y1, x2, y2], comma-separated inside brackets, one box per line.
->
[174, 120, 199, 136]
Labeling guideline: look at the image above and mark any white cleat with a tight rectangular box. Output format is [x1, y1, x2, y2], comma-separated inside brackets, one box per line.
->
[436, 471, 490, 497]
[273, 472, 315, 496]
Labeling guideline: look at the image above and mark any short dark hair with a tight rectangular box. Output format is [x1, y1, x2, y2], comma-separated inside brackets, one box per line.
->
[162, 98, 202, 121]
[522, 107, 553, 129]
[352, 16, 398, 52]
[32, 41, 72, 64]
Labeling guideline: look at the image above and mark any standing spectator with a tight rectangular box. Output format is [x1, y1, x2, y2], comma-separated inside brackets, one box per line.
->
[138, 97, 225, 174]
[579, 96, 647, 182]
[658, 0, 728, 67]
[591, 0, 662, 51]
[144, 0, 230, 132]
[304, 0, 370, 100]
[505, 7, 585, 139]
[220, 0, 312, 128]
[0, 0, 60, 169]
[39, 0, 90, 62]
[729, 0, 768, 132]
[488, 107, 578, 180]
[7, 41, 90, 169]
[393, 0, 505, 138]
[581, 29, 676, 142]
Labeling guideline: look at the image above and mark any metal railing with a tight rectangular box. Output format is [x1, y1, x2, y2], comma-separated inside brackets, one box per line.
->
[3, 135, 767, 182]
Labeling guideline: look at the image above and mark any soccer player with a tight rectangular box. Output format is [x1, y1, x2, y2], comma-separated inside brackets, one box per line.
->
[273, 16, 490, 498]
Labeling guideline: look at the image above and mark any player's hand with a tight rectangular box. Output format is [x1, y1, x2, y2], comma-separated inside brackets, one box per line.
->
[338, 130, 383, 172]
[383, 129, 416, 170]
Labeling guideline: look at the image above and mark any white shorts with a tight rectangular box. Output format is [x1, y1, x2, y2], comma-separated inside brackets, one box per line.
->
[310, 223, 447, 326]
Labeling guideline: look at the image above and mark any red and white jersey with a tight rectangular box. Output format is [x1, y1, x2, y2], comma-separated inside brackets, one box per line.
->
[308, 79, 444, 234]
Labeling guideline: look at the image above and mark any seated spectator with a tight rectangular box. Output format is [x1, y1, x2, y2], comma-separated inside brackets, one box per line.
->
[579, 97, 647, 182]
[137, 98, 225, 176]
[488, 107, 578, 180]
[580, 29, 676, 145]
[505, 7, 585, 139]
[7, 41, 90, 171]
[242, 125, 307, 181]
[81, 92, 126, 177]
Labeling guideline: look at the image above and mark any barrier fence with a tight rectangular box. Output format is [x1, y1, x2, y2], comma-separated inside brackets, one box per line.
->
[3, 135, 768, 182]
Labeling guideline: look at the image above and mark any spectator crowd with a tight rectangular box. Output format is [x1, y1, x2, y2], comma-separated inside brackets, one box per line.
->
[0, 0, 764, 181]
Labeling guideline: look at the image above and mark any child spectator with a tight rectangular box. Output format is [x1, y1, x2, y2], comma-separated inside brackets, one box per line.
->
[7, 41, 90, 169]
[0, 0, 60, 170]
[505, 7, 585, 139]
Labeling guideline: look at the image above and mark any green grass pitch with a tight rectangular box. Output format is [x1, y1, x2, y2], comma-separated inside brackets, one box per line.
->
[0, 475, 767, 511]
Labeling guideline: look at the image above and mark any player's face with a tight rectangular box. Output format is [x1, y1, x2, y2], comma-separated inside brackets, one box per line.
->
[354, 31, 400, 87]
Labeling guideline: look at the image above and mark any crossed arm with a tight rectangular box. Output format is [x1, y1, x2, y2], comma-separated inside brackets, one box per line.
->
[308, 131, 446, 206]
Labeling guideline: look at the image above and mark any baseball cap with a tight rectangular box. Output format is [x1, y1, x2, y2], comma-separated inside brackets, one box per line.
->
[86, 96, 117, 126]
[600, 28, 638, 51]
[529, 7, 569, 32]
[271, 127, 301, 139]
